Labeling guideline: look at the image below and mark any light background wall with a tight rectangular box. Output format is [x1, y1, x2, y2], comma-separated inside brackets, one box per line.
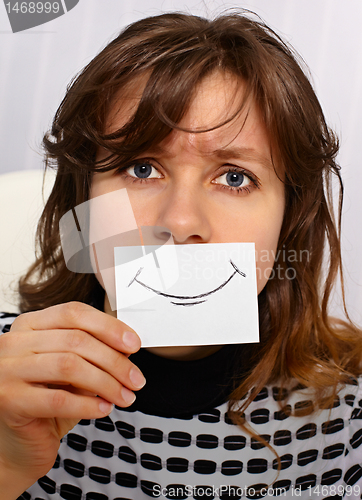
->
[0, 0, 361, 321]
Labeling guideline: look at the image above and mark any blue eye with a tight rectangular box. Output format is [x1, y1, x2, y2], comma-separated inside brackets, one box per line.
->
[225, 171, 245, 187]
[216, 170, 251, 189]
[133, 163, 153, 178]
[126, 162, 161, 179]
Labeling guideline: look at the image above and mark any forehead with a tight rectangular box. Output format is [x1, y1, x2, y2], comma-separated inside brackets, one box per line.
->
[157, 72, 274, 172]
[178, 71, 244, 130]
[105, 71, 245, 132]
[101, 70, 276, 174]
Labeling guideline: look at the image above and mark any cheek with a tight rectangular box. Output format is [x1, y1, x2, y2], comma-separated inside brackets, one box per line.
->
[254, 175, 285, 292]
[90, 172, 116, 199]
[254, 210, 284, 294]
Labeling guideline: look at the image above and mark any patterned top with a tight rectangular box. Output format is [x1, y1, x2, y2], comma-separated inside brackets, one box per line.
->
[1, 312, 362, 500]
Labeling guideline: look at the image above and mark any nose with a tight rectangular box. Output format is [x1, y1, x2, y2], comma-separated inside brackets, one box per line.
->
[156, 184, 212, 244]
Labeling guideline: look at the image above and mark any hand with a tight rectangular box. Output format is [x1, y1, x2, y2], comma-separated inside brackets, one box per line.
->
[0, 302, 144, 495]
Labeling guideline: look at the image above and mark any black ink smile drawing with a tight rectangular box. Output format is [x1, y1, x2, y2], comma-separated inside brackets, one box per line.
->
[127, 260, 246, 306]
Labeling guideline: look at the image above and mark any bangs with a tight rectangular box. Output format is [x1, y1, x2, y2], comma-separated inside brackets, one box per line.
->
[93, 57, 254, 174]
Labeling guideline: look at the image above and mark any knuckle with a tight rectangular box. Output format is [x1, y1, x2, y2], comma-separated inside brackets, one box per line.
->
[64, 302, 86, 323]
[0, 382, 11, 408]
[9, 312, 29, 331]
[0, 332, 11, 351]
[50, 389, 67, 411]
[111, 352, 127, 375]
[66, 329, 87, 350]
[57, 353, 78, 377]
[0, 332, 25, 354]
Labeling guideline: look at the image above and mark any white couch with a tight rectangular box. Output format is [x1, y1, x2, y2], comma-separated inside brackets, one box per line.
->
[0, 169, 56, 313]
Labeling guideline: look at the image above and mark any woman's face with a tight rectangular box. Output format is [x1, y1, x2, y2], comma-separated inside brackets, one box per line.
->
[91, 71, 285, 359]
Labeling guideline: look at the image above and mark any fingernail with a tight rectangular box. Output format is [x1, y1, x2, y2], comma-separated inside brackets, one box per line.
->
[123, 331, 139, 349]
[99, 400, 114, 415]
[121, 387, 136, 405]
[130, 368, 146, 389]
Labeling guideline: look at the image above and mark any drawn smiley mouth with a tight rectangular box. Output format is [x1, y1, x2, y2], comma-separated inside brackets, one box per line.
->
[127, 259, 246, 306]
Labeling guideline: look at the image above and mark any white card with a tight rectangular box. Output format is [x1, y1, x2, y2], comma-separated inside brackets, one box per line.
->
[115, 242, 259, 347]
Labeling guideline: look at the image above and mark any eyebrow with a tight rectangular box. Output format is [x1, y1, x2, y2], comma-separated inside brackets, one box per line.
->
[148, 145, 274, 171]
[212, 147, 274, 170]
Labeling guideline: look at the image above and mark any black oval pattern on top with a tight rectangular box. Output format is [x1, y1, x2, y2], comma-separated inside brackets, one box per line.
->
[345, 394, 356, 406]
[79, 419, 91, 426]
[350, 428, 362, 449]
[254, 387, 268, 401]
[194, 460, 217, 475]
[221, 460, 243, 476]
[119, 445, 137, 463]
[38, 475, 56, 494]
[115, 472, 137, 488]
[141, 453, 162, 471]
[272, 453, 293, 470]
[196, 434, 218, 449]
[18, 493, 31, 500]
[115, 421, 135, 439]
[224, 412, 236, 425]
[198, 409, 220, 423]
[272, 387, 288, 401]
[89, 466, 111, 484]
[250, 409, 270, 424]
[167, 458, 189, 473]
[53, 454, 60, 469]
[247, 459, 268, 474]
[140, 479, 159, 496]
[168, 431, 192, 447]
[295, 474, 317, 490]
[274, 405, 292, 421]
[0, 323, 12, 333]
[64, 458, 84, 478]
[272, 479, 291, 493]
[140, 428, 163, 443]
[60, 484, 82, 499]
[224, 435, 246, 450]
[250, 435, 270, 450]
[67, 433, 87, 452]
[344, 464, 362, 485]
[297, 449, 318, 467]
[86, 492, 109, 500]
[95, 416, 115, 432]
[296, 423, 317, 440]
[322, 443, 345, 460]
[322, 419, 344, 435]
[273, 430, 292, 446]
[91, 440, 114, 458]
[294, 400, 314, 416]
[351, 408, 362, 419]
[321, 469, 342, 485]
[23, 374, 362, 500]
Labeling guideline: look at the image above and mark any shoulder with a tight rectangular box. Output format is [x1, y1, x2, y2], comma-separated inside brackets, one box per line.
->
[0, 312, 19, 334]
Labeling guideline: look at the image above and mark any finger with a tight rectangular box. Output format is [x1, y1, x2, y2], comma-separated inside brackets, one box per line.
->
[10, 302, 141, 354]
[10, 353, 137, 407]
[11, 329, 146, 392]
[6, 384, 116, 421]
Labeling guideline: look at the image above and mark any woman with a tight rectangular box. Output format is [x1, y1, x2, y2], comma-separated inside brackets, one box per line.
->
[1, 11, 362, 500]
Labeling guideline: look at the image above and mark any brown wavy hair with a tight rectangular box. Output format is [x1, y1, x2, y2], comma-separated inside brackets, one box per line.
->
[19, 11, 362, 423]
